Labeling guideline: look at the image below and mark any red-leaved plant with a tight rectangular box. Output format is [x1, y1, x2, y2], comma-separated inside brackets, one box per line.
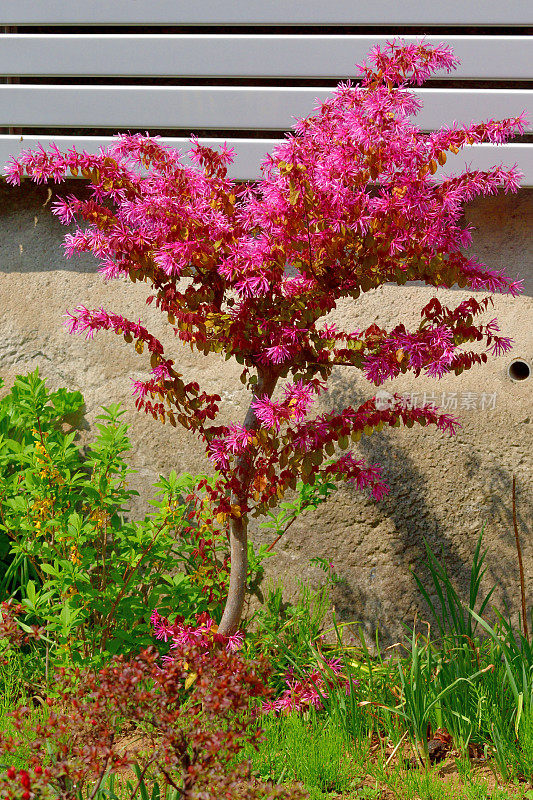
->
[4, 40, 525, 634]
[0, 600, 47, 655]
[0, 624, 307, 800]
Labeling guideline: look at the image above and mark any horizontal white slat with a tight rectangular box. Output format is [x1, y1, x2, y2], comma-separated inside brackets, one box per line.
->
[1, 0, 531, 25]
[1, 136, 532, 184]
[0, 87, 530, 131]
[0, 35, 532, 80]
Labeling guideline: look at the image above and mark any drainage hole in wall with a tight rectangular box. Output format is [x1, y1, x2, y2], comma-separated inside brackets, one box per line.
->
[508, 359, 531, 382]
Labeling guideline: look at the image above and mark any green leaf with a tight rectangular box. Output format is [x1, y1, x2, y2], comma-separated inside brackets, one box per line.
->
[50, 388, 84, 417]
[288, 180, 301, 205]
[26, 580, 36, 605]
[40, 563, 60, 577]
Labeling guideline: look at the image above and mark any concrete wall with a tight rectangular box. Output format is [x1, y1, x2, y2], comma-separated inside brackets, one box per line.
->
[0, 180, 531, 644]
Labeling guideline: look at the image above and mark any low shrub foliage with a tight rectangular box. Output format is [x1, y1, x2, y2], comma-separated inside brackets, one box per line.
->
[0, 371, 254, 674]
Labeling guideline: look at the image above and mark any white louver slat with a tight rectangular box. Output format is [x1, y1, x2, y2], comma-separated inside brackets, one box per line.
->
[1, 137, 531, 183]
[0, 35, 530, 80]
[0, 87, 530, 132]
[0, 7, 531, 183]
[1, 0, 531, 25]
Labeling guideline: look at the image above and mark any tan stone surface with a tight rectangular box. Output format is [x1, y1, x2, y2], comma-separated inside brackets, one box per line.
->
[0, 181, 531, 644]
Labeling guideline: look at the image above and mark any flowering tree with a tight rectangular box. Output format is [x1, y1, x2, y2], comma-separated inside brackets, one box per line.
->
[5, 41, 524, 635]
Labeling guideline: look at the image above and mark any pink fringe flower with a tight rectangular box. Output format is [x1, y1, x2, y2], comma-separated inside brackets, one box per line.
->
[262, 658, 357, 715]
[150, 610, 244, 662]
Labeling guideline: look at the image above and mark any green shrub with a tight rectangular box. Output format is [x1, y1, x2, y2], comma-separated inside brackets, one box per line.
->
[0, 370, 231, 674]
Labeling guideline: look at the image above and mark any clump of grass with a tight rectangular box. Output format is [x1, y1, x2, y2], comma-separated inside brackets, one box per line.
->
[244, 706, 367, 797]
[245, 515, 533, 798]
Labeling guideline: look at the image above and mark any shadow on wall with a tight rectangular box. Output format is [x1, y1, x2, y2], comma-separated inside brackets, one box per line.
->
[325, 372, 528, 647]
[463, 188, 533, 297]
[0, 180, 97, 274]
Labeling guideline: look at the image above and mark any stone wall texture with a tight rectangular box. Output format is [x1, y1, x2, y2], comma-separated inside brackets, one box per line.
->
[1, 180, 532, 645]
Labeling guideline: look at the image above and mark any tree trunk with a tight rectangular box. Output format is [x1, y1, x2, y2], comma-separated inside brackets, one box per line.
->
[217, 367, 278, 636]
[218, 514, 249, 636]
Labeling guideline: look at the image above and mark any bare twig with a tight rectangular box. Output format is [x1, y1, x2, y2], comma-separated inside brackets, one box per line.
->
[512, 475, 528, 640]
[127, 755, 159, 800]
[87, 750, 113, 800]
[385, 730, 409, 767]
[266, 515, 298, 553]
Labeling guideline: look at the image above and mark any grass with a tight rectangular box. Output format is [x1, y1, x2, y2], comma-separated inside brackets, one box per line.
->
[245, 707, 362, 795]
[3, 530, 533, 799]
[241, 704, 533, 799]
[0, 647, 51, 770]
[240, 529, 533, 797]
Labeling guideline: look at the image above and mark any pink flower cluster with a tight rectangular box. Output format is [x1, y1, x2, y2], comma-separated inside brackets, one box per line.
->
[363, 325, 456, 384]
[207, 379, 326, 469]
[289, 395, 459, 454]
[65, 306, 164, 353]
[207, 423, 254, 469]
[262, 658, 357, 714]
[150, 609, 244, 664]
[362, 39, 460, 86]
[251, 380, 324, 431]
